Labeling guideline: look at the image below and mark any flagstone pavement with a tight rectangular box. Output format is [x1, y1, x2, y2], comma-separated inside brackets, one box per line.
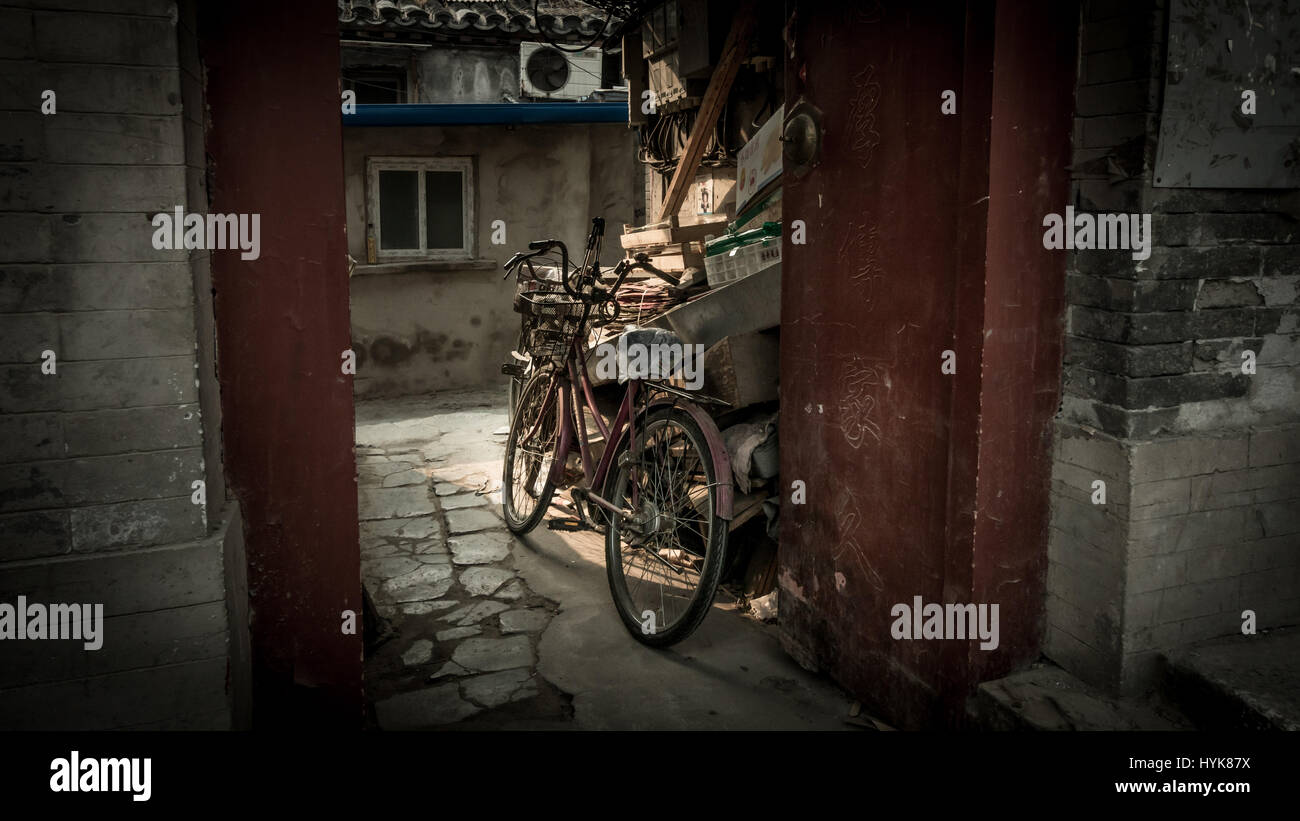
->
[356, 389, 856, 731]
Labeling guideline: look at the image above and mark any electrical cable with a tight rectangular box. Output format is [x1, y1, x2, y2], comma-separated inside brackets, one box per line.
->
[749, 70, 777, 130]
[533, 0, 612, 53]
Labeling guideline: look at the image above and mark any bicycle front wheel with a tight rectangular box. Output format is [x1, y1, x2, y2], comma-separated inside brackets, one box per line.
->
[605, 406, 728, 647]
[502, 370, 559, 534]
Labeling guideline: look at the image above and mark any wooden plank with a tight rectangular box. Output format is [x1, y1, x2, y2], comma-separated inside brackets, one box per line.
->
[687, 487, 767, 533]
[728, 492, 768, 532]
[621, 241, 705, 256]
[678, 212, 730, 227]
[657, 0, 759, 221]
[637, 252, 705, 272]
[621, 227, 675, 247]
[620, 219, 728, 249]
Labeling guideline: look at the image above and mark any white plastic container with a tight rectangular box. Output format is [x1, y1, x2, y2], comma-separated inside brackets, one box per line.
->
[705, 237, 781, 288]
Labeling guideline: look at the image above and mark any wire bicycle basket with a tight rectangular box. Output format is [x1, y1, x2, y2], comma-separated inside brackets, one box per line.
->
[511, 258, 586, 364]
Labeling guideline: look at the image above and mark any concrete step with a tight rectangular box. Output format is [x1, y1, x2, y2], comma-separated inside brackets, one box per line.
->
[1159, 627, 1300, 731]
[970, 663, 1191, 730]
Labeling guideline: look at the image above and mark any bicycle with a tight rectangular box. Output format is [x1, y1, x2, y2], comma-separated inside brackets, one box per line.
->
[500, 218, 733, 647]
[500, 225, 682, 418]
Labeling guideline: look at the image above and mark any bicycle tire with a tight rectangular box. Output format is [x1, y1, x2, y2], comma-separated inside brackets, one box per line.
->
[604, 405, 727, 647]
[502, 371, 559, 535]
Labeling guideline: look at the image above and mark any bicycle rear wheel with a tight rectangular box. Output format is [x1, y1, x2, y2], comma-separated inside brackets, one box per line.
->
[604, 405, 727, 647]
[502, 371, 559, 534]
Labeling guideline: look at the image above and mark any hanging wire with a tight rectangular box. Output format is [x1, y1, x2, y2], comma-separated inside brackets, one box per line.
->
[636, 107, 733, 175]
[343, 76, 409, 98]
[533, 0, 612, 53]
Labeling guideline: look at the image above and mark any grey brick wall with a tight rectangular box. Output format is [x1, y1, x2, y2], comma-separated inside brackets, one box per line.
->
[1047, 0, 1300, 695]
[0, 0, 209, 557]
[0, 0, 234, 729]
[1062, 0, 1299, 440]
[1049, 423, 1300, 694]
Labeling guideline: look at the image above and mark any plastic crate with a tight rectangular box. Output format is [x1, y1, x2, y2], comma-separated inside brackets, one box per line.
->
[704, 221, 781, 288]
[705, 234, 781, 288]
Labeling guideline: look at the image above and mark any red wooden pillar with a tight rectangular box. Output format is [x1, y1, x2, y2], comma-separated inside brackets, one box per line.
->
[201, 1, 362, 727]
[964, 0, 1079, 691]
[778, 0, 1077, 727]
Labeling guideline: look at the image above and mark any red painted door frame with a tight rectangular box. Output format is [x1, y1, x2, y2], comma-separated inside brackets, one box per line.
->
[201, 1, 363, 727]
[778, 0, 1077, 728]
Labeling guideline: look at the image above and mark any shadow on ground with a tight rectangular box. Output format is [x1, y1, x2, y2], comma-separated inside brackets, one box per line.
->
[354, 388, 856, 730]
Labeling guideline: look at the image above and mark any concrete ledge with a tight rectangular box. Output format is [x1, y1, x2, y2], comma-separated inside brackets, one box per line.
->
[0, 658, 229, 730]
[353, 259, 499, 276]
[1161, 627, 1300, 731]
[970, 663, 1189, 730]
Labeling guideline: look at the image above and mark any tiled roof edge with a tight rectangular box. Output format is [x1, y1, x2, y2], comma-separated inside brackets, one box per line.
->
[339, 1, 615, 38]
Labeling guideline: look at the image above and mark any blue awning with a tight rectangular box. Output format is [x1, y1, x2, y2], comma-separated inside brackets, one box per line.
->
[343, 102, 629, 127]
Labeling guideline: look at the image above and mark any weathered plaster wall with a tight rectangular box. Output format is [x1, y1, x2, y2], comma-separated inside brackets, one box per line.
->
[342, 43, 520, 104]
[343, 122, 638, 397]
[417, 46, 519, 104]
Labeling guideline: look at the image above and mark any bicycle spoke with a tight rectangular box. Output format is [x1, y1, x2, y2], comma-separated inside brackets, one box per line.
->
[608, 411, 719, 639]
[503, 373, 559, 530]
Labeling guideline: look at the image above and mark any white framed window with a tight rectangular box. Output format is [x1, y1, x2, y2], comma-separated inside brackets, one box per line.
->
[366, 157, 474, 260]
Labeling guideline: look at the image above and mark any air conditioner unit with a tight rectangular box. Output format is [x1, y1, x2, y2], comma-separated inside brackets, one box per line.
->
[520, 42, 604, 101]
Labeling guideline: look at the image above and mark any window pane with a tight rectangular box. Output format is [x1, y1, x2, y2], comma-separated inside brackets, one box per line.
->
[379, 170, 419, 249]
[425, 170, 464, 250]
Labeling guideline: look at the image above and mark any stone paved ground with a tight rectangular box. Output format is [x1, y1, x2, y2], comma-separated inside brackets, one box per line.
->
[356, 392, 571, 728]
[357, 389, 857, 731]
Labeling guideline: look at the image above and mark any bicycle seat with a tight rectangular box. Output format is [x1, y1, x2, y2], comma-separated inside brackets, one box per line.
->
[618, 327, 682, 348]
[613, 327, 692, 384]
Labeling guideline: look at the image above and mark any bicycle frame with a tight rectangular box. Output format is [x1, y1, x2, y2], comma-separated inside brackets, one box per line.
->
[523, 334, 639, 518]
[521, 332, 736, 523]
[511, 217, 734, 524]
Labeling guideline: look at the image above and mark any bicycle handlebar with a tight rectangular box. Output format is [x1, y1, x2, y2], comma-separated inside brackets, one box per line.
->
[508, 218, 690, 328]
[503, 240, 569, 283]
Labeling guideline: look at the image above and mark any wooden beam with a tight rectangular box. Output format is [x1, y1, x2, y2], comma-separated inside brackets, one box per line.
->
[623, 29, 647, 126]
[656, 0, 759, 222]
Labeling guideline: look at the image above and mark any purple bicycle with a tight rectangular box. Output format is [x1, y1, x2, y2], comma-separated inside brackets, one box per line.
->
[500, 218, 734, 647]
